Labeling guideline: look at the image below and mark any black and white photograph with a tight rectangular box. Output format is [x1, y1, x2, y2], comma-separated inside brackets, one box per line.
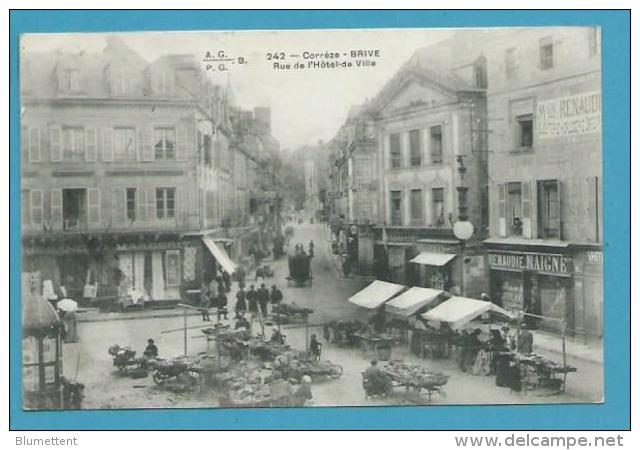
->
[19, 26, 603, 411]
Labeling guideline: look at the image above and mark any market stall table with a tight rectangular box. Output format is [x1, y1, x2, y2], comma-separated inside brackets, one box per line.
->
[515, 353, 577, 395]
[353, 332, 397, 361]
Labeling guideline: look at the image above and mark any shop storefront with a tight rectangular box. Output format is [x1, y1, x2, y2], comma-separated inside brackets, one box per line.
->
[486, 245, 573, 334]
[571, 245, 603, 340]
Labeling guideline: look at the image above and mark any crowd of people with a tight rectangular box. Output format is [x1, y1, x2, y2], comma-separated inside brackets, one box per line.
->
[197, 264, 288, 337]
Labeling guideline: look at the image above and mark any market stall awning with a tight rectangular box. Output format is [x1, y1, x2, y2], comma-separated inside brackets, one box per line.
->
[410, 252, 456, 266]
[348, 280, 406, 309]
[420, 296, 515, 329]
[385, 287, 444, 317]
[202, 237, 238, 274]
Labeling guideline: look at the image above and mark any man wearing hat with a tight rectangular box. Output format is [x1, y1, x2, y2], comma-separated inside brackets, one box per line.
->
[517, 324, 534, 355]
[143, 338, 158, 358]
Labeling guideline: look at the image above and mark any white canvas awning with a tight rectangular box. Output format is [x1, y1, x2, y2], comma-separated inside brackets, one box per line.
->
[420, 296, 515, 329]
[202, 237, 238, 274]
[348, 280, 406, 309]
[410, 252, 456, 266]
[385, 287, 444, 317]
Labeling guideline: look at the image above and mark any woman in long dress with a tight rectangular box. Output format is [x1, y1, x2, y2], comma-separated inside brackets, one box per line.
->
[63, 309, 79, 343]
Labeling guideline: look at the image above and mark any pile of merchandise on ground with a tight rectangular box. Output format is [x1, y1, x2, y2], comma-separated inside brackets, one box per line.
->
[212, 361, 273, 407]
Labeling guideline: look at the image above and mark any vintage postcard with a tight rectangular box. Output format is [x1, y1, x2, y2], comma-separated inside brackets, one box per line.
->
[18, 27, 603, 411]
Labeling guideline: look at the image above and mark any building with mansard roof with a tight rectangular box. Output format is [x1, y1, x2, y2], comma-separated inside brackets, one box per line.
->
[20, 37, 281, 306]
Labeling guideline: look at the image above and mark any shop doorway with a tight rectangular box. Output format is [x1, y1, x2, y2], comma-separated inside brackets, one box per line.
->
[404, 246, 419, 286]
[373, 246, 389, 281]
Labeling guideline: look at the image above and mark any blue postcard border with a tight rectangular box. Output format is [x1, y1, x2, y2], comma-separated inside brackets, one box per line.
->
[9, 10, 630, 430]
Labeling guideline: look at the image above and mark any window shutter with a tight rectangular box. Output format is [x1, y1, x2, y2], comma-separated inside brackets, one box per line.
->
[102, 127, 114, 162]
[148, 187, 157, 222]
[28, 127, 41, 162]
[498, 183, 506, 237]
[30, 190, 44, 226]
[137, 188, 147, 223]
[521, 180, 532, 238]
[556, 180, 562, 240]
[87, 188, 101, 226]
[176, 187, 185, 227]
[21, 126, 29, 162]
[49, 126, 62, 162]
[141, 127, 154, 161]
[586, 176, 600, 242]
[50, 189, 63, 230]
[112, 187, 126, 227]
[176, 125, 188, 161]
[85, 127, 97, 162]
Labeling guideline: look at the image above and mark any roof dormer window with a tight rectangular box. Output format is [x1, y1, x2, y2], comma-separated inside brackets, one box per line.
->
[151, 70, 175, 96]
[59, 68, 83, 93]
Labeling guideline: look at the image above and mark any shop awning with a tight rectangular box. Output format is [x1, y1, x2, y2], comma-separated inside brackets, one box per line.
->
[348, 280, 406, 309]
[202, 237, 238, 274]
[420, 296, 515, 329]
[385, 287, 444, 317]
[410, 252, 456, 266]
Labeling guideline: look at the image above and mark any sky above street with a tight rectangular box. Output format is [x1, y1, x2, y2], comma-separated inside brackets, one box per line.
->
[21, 29, 453, 151]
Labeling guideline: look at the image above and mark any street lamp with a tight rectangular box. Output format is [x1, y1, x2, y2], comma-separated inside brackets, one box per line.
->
[453, 156, 474, 296]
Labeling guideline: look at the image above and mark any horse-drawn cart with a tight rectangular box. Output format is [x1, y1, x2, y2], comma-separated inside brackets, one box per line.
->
[286, 254, 313, 287]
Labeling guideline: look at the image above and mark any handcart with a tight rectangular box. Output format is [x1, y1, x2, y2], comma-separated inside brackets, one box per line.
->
[381, 360, 449, 403]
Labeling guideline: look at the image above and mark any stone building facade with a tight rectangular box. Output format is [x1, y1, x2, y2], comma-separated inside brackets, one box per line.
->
[481, 27, 602, 338]
[20, 37, 281, 307]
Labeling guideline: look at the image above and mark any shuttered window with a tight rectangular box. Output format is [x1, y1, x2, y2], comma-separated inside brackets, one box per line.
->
[507, 182, 523, 236]
[410, 189, 423, 225]
[390, 190, 402, 226]
[409, 130, 421, 166]
[126, 188, 137, 223]
[30, 190, 44, 226]
[114, 128, 137, 161]
[154, 128, 176, 160]
[389, 133, 402, 169]
[431, 188, 445, 227]
[430, 126, 443, 164]
[156, 188, 176, 219]
[28, 127, 41, 162]
[63, 127, 85, 162]
[538, 180, 560, 238]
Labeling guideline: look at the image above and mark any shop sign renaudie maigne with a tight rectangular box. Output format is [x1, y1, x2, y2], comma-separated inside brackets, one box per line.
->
[488, 251, 572, 277]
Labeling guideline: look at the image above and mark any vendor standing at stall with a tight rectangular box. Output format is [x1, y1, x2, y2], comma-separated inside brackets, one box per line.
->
[270, 285, 283, 307]
[217, 289, 228, 321]
[247, 285, 258, 322]
[235, 286, 247, 318]
[517, 324, 534, 355]
[257, 283, 270, 317]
